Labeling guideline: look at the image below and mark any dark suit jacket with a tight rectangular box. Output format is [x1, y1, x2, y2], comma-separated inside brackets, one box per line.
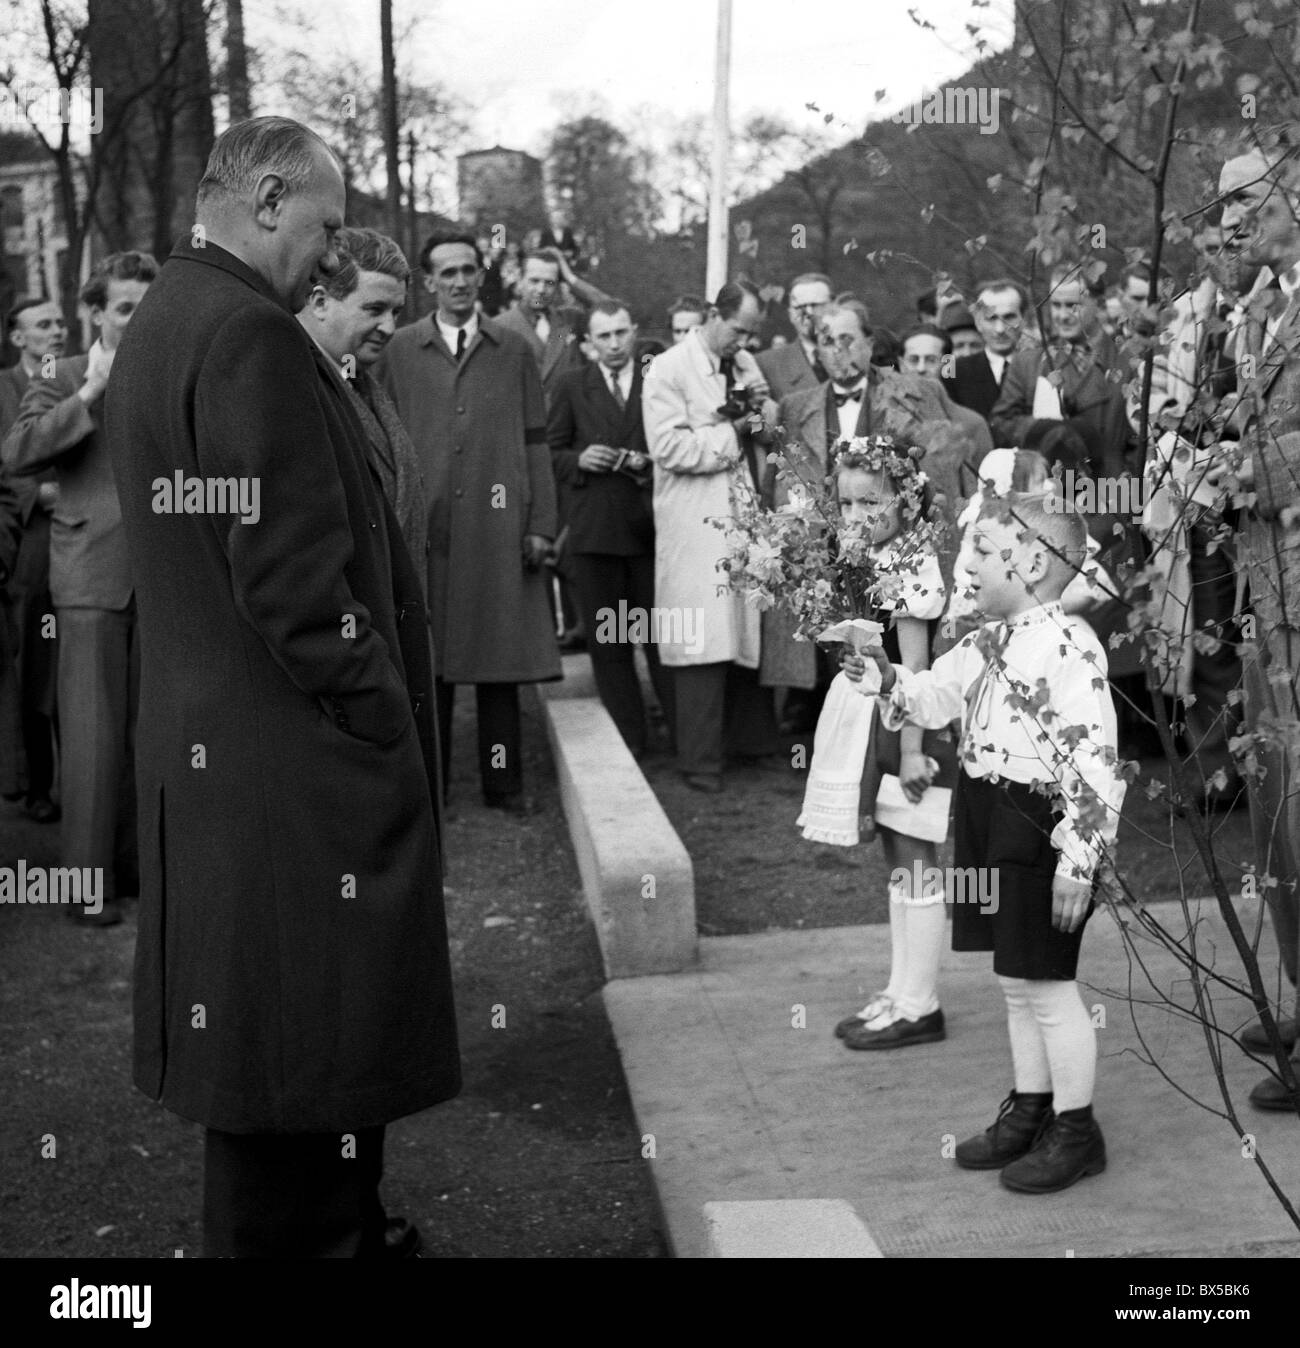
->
[495, 303, 585, 407]
[989, 341, 1130, 480]
[756, 340, 823, 401]
[4, 353, 132, 609]
[547, 361, 653, 556]
[104, 236, 459, 1133]
[0, 364, 44, 531]
[1230, 289, 1300, 630]
[942, 351, 1003, 421]
[773, 369, 983, 517]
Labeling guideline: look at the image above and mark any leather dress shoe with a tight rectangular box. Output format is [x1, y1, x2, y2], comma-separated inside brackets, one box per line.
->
[843, 1007, 945, 1050]
[1248, 1074, 1300, 1112]
[955, 1091, 1053, 1170]
[683, 772, 723, 794]
[999, 1107, 1106, 1193]
[1242, 1016, 1298, 1053]
[383, 1217, 423, 1259]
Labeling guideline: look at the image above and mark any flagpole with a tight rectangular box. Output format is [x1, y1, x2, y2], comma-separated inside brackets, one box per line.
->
[706, 0, 732, 300]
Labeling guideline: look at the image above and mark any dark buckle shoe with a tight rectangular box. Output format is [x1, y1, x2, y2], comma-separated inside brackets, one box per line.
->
[1000, 1109, 1106, 1193]
[1242, 1016, 1298, 1053]
[834, 994, 892, 1039]
[954, 1091, 1053, 1170]
[1248, 1074, 1300, 1112]
[383, 1217, 423, 1259]
[843, 1007, 945, 1051]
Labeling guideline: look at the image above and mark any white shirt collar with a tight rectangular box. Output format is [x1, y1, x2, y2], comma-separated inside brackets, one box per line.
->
[1006, 601, 1066, 630]
[985, 350, 1007, 382]
[1277, 261, 1300, 300]
[437, 311, 478, 352]
[602, 361, 633, 394]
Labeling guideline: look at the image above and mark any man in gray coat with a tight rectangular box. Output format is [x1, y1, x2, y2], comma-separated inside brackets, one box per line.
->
[105, 117, 459, 1258]
[379, 231, 560, 812]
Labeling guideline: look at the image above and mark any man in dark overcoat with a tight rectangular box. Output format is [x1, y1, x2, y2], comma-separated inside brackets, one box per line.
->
[104, 116, 460, 1258]
[378, 230, 560, 812]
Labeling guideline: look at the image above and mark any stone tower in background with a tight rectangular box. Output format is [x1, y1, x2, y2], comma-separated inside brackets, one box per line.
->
[457, 147, 545, 246]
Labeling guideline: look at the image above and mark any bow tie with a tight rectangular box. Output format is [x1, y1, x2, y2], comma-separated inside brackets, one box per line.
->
[1047, 341, 1092, 375]
[832, 384, 866, 408]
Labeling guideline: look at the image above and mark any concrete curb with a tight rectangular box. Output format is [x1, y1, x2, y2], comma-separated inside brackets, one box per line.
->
[539, 689, 696, 979]
[704, 1199, 884, 1258]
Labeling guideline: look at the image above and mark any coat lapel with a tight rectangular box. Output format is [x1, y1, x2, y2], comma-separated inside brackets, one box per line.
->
[1256, 294, 1300, 400]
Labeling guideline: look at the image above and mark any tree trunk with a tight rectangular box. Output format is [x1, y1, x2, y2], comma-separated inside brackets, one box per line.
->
[225, 0, 251, 122]
[88, 0, 214, 260]
[380, 0, 402, 241]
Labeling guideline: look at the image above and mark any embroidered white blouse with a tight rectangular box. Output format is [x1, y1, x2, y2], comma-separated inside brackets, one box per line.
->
[870, 601, 1126, 882]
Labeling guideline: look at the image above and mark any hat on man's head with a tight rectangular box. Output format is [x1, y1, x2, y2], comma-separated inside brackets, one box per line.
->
[939, 304, 977, 335]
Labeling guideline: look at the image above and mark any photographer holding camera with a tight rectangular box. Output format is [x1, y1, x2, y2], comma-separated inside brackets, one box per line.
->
[641, 281, 780, 793]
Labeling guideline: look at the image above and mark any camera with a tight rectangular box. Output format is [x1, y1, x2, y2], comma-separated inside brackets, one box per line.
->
[717, 382, 763, 421]
[611, 448, 651, 483]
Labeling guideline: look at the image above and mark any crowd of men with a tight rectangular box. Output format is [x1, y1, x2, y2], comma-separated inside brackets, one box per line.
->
[2, 114, 1298, 1257]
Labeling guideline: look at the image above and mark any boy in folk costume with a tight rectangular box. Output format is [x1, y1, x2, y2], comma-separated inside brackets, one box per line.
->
[846, 490, 1127, 1193]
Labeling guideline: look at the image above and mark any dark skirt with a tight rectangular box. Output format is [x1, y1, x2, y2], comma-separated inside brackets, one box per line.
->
[951, 771, 1095, 980]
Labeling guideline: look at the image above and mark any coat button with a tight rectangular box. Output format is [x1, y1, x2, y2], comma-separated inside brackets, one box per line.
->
[412, 694, 424, 714]
[457, 406, 466, 414]
[369, 518, 378, 530]
[455, 488, 464, 498]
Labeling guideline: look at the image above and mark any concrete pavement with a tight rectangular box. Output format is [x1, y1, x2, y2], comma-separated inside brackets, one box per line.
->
[604, 903, 1300, 1258]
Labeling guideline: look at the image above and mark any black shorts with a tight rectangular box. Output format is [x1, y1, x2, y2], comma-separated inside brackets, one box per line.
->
[951, 772, 1094, 980]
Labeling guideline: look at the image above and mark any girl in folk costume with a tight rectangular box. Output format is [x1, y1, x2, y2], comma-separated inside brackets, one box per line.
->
[796, 439, 956, 1051]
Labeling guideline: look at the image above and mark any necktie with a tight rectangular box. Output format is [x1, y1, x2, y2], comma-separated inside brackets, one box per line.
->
[832, 384, 865, 408]
[455, 328, 467, 363]
[609, 372, 626, 411]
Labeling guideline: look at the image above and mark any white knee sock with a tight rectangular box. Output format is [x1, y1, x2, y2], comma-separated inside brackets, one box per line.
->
[999, 975, 1052, 1093]
[1026, 979, 1096, 1111]
[882, 881, 907, 1003]
[894, 900, 945, 1020]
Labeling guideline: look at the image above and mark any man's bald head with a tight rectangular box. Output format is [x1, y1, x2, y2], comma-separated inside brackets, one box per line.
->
[195, 116, 346, 311]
